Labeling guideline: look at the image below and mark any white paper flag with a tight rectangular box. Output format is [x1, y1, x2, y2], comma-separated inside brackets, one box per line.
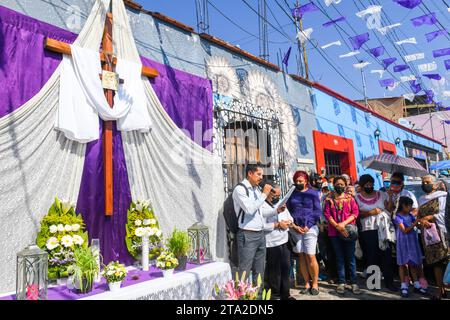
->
[356, 5, 382, 30]
[418, 62, 437, 72]
[325, 0, 342, 6]
[371, 69, 385, 78]
[395, 38, 417, 45]
[403, 93, 415, 102]
[404, 53, 425, 62]
[400, 75, 417, 82]
[321, 40, 341, 49]
[443, 91, 450, 98]
[387, 82, 400, 91]
[339, 51, 360, 58]
[377, 23, 401, 36]
[296, 28, 313, 44]
[353, 61, 371, 69]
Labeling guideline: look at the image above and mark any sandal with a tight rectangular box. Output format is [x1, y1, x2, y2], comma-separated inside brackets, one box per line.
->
[336, 284, 345, 294]
[299, 287, 310, 294]
[310, 287, 320, 296]
[351, 284, 361, 295]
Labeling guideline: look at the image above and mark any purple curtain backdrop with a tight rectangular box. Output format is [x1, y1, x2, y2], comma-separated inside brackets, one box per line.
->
[0, 6, 213, 265]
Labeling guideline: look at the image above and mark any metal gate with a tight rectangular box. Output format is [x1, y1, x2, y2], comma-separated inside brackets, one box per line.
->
[213, 96, 288, 195]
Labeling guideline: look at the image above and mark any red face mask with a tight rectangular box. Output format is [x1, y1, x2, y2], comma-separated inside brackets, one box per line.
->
[390, 185, 402, 193]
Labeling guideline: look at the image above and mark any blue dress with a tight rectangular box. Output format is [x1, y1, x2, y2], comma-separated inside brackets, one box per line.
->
[394, 213, 423, 266]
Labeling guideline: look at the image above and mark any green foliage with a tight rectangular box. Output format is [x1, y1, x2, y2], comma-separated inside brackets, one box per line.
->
[125, 200, 163, 261]
[35, 197, 89, 280]
[67, 246, 98, 293]
[166, 228, 191, 258]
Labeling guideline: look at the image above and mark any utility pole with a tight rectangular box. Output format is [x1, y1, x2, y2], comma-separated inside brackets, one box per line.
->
[195, 0, 210, 33]
[442, 121, 448, 147]
[258, 0, 269, 61]
[360, 60, 369, 108]
[294, 0, 309, 79]
[429, 107, 435, 139]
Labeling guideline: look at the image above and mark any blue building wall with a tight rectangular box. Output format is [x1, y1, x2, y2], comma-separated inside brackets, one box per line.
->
[312, 88, 442, 188]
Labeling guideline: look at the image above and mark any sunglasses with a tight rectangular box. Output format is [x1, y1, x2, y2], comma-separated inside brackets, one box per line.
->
[390, 181, 402, 186]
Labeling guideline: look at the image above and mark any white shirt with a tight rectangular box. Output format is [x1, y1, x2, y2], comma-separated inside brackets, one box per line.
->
[232, 179, 276, 231]
[418, 191, 447, 235]
[262, 202, 294, 248]
[355, 191, 389, 232]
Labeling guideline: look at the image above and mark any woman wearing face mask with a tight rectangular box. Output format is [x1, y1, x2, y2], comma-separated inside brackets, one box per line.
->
[287, 171, 322, 295]
[324, 176, 361, 295]
[417, 175, 449, 300]
[355, 174, 397, 292]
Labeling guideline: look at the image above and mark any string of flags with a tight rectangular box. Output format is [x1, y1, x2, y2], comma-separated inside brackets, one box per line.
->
[282, 0, 450, 108]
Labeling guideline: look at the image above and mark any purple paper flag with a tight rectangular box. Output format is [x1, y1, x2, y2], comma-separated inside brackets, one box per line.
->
[292, 2, 319, 18]
[282, 47, 292, 67]
[425, 90, 434, 103]
[411, 13, 437, 27]
[433, 48, 450, 58]
[426, 29, 447, 42]
[322, 16, 346, 28]
[349, 33, 369, 50]
[393, 0, 422, 9]
[423, 73, 442, 80]
[445, 59, 450, 71]
[393, 65, 409, 72]
[369, 46, 385, 58]
[409, 80, 422, 94]
[382, 57, 397, 69]
[379, 79, 395, 87]
[445, 119, 450, 124]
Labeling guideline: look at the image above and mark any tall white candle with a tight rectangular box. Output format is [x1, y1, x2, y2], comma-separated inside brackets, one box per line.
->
[142, 236, 149, 271]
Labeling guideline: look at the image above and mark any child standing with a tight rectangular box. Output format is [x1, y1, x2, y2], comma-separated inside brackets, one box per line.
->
[394, 196, 427, 298]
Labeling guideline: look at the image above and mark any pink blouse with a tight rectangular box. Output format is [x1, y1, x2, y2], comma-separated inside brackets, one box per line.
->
[323, 194, 359, 237]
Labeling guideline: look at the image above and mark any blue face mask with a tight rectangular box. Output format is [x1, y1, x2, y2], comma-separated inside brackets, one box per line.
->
[383, 181, 391, 189]
[328, 185, 334, 191]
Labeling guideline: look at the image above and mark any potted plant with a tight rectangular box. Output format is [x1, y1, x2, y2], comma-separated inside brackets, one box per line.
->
[156, 250, 178, 278]
[101, 261, 127, 292]
[167, 228, 191, 271]
[67, 246, 98, 294]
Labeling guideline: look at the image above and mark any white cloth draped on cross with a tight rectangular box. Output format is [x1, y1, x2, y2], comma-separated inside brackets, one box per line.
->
[57, 45, 151, 143]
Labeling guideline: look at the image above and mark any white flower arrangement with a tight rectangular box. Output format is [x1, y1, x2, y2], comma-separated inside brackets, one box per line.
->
[143, 219, 151, 226]
[57, 224, 65, 232]
[61, 235, 74, 248]
[156, 251, 178, 270]
[64, 224, 73, 232]
[46, 237, 59, 250]
[71, 224, 81, 232]
[134, 227, 161, 238]
[135, 219, 142, 226]
[72, 235, 84, 246]
[49, 225, 58, 234]
[101, 261, 127, 283]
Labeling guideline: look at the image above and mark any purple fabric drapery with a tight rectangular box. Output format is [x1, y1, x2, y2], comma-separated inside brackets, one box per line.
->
[0, 6, 213, 265]
[349, 33, 369, 50]
[393, 0, 422, 9]
[369, 46, 385, 58]
[411, 13, 437, 27]
[322, 16, 346, 28]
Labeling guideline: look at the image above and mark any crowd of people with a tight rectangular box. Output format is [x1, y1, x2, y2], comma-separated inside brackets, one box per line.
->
[230, 164, 450, 300]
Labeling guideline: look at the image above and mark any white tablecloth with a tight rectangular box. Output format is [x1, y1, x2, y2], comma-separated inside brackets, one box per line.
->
[81, 262, 231, 300]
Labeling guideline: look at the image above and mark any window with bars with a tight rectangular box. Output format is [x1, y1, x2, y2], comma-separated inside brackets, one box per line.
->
[324, 150, 342, 177]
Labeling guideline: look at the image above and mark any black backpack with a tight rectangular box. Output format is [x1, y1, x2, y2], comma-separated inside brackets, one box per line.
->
[223, 183, 249, 234]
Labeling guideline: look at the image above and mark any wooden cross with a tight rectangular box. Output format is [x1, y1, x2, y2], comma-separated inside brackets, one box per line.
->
[45, 12, 158, 216]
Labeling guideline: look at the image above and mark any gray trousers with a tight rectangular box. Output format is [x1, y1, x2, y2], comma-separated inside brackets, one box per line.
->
[237, 229, 266, 285]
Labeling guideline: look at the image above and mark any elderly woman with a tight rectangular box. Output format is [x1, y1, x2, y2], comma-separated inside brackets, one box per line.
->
[287, 171, 322, 295]
[355, 174, 397, 292]
[417, 175, 449, 300]
[324, 176, 361, 295]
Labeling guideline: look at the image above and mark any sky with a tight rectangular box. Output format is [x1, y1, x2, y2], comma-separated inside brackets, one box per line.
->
[139, 0, 449, 103]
